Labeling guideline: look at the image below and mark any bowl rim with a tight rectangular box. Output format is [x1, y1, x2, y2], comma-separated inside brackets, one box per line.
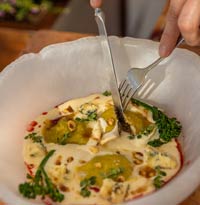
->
[0, 36, 200, 205]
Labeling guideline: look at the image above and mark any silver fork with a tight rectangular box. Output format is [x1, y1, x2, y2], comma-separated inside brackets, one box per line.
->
[120, 37, 184, 109]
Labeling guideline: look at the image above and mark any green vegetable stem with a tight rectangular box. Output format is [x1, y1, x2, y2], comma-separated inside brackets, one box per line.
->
[19, 150, 64, 202]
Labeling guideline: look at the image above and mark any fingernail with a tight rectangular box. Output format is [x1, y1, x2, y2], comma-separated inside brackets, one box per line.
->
[90, 0, 101, 8]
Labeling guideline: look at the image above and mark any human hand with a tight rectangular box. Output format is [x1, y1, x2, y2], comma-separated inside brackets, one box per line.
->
[90, 0, 103, 8]
[159, 0, 200, 57]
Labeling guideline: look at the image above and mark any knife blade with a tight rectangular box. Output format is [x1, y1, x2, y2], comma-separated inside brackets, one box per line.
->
[95, 8, 131, 133]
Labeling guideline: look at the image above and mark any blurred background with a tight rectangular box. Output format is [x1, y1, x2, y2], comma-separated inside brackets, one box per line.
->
[0, 0, 167, 37]
[0, 0, 169, 71]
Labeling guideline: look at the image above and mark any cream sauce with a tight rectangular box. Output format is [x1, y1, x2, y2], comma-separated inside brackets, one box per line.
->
[23, 94, 182, 205]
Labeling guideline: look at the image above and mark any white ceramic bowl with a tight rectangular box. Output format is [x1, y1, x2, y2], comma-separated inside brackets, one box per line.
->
[0, 37, 200, 205]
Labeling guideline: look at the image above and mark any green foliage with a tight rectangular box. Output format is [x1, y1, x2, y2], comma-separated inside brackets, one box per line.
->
[0, 0, 53, 21]
[19, 150, 64, 202]
[80, 176, 96, 197]
[132, 99, 182, 147]
[0, 3, 13, 13]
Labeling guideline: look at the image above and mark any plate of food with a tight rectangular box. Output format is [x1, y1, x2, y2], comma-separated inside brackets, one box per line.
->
[0, 36, 200, 205]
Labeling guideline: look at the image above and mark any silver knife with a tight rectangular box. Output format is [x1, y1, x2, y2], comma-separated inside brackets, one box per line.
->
[95, 8, 131, 132]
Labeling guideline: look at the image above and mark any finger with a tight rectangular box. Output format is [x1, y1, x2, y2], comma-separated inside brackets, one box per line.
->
[90, 0, 102, 8]
[178, 0, 200, 46]
[159, 0, 186, 57]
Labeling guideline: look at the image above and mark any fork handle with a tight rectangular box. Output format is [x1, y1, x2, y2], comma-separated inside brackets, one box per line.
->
[146, 37, 184, 72]
[146, 56, 164, 72]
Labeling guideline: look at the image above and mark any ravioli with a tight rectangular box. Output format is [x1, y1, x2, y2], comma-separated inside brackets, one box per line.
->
[20, 93, 182, 205]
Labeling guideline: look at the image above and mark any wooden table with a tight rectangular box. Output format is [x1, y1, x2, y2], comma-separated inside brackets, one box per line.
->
[0, 28, 90, 72]
[0, 27, 200, 72]
[0, 28, 200, 205]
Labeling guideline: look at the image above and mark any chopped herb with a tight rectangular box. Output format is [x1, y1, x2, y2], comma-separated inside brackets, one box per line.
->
[128, 135, 135, 140]
[128, 125, 154, 139]
[75, 110, 97, 122]
[102, 167, 124, 180]
[80, 188, 91, 197]
[143, 124, 155, 136]
[80, 176, 96, 188]
[19, 150, 64, 202]
[25, 133, 42, 143]
[153, 167, 166, 189]
[153, 176, 164, 189]
[58, 133, 70, 145]
[75, 117, 85, 122]
[159, 170, 167, 176]
[149, 151, 158, 157]
[102, 91, 111, 96]
[148, 139, 166, 147]
[132, 99, 182, 147]
[128, 125, 155, 140]
[155, 166, 167, 176]
[77, 103, 98, 122]
[25, 133, 47, 153]
[80, 176, 96, 197]
[87, 111, 97, 121]
[26, 173, 33, 179]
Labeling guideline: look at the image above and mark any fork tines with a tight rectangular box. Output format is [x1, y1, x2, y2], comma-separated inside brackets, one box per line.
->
[119, 79, 135, 110]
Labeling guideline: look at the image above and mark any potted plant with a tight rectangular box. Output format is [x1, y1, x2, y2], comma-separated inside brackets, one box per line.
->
[0, 0, 65, 24]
